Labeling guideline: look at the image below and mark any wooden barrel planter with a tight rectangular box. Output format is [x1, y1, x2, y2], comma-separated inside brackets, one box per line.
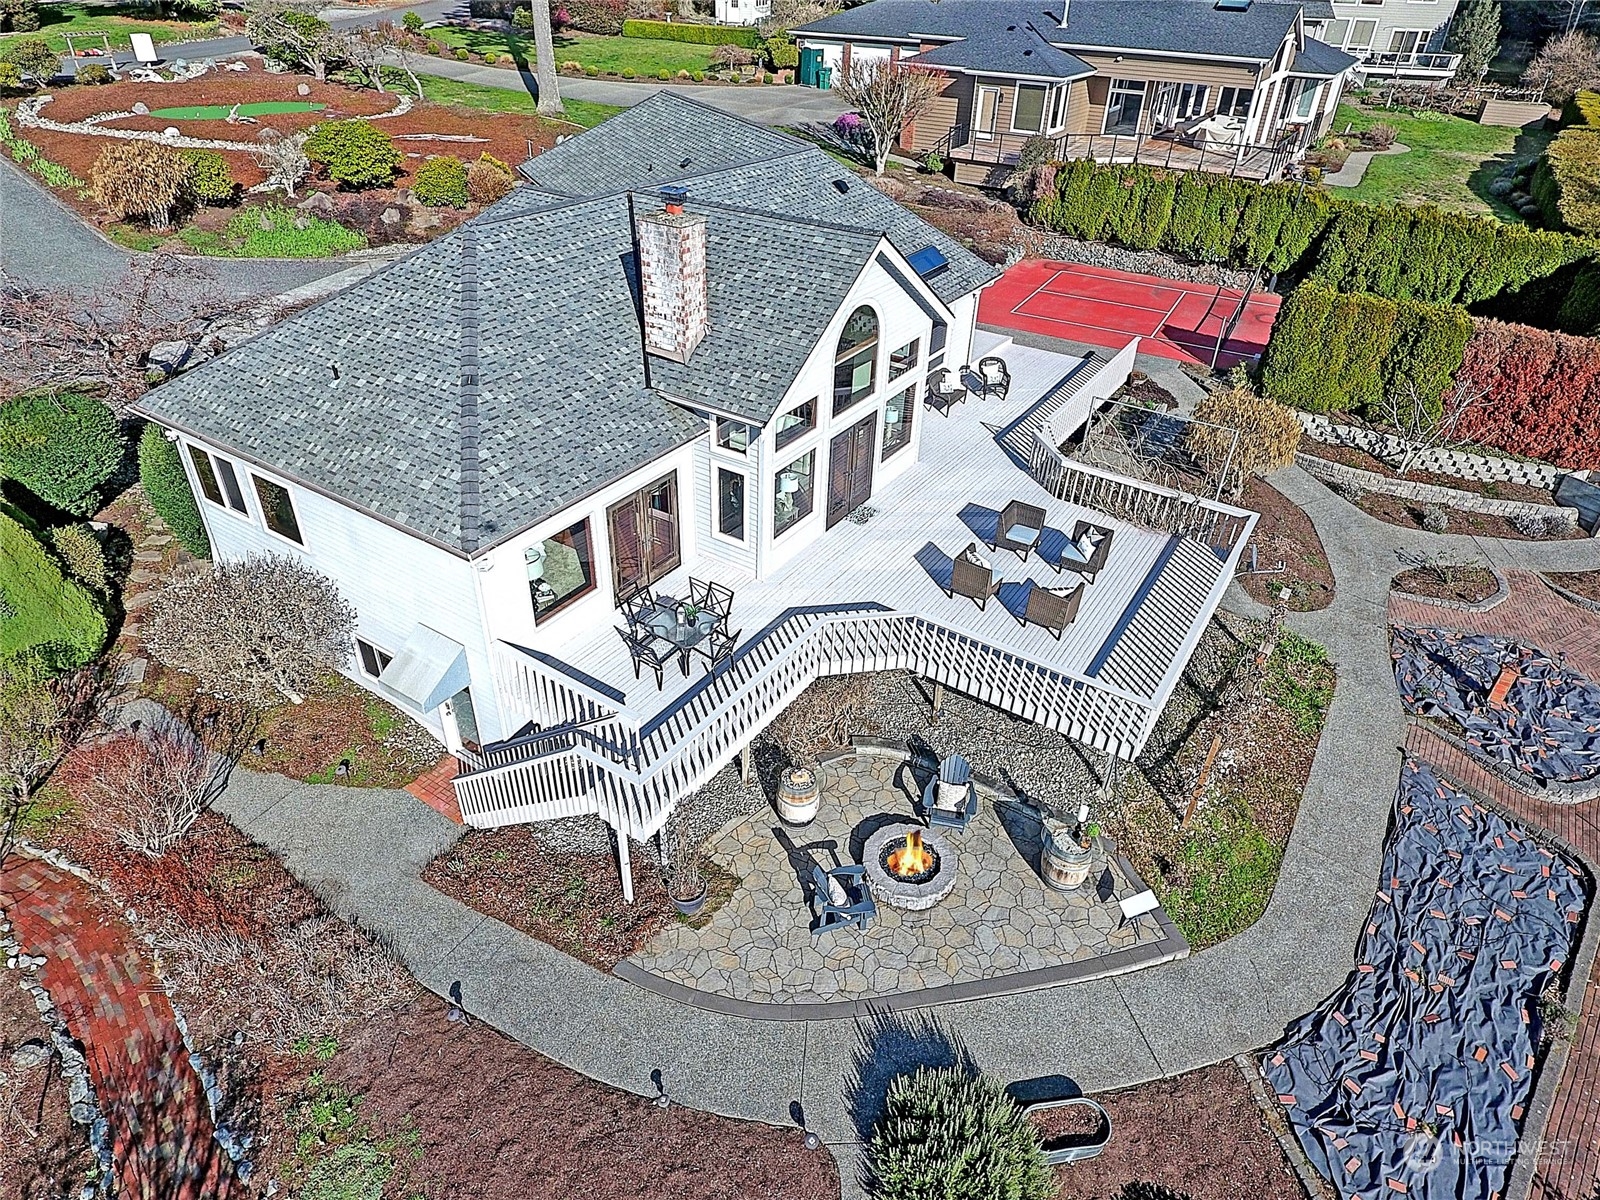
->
[776, 767, 822, 827]
[1041, 818, 1092, 892]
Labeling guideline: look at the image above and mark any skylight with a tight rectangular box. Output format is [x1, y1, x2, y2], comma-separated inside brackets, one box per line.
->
[1214, 0, 1251, 9]
[907, 245, 949, 278]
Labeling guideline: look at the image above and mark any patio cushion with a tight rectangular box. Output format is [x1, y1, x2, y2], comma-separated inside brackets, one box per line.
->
[826, 874, 849, 907]
[1042, 584, 1077, 599]
[1077, 528, 1105, 558]
[1006, 524, 1040, 544]
[935, 779, 967, 811]
[1058, 541, 1090, 565]
[960, 544, 990, 571]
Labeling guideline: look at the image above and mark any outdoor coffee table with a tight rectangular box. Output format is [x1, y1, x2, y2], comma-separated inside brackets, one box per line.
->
[644, 596, 718, 675]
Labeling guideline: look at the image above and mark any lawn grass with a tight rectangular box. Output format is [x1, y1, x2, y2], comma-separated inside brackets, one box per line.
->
[398, 70, 621, 129]
[5, 1, 216, 53]
[426, 26, 716, 77]
[1327, 100, 1553, 222]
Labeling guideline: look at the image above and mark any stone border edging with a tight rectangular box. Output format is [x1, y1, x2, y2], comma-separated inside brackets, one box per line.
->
[1297, 454, 1578, 529]
[1295, 415, 1561, 491]
[1402, 713, 1600, 806]
[1390, 569, 1510, 613]
[613, 743, 1188, 1020]
[1541, 573, 1600, 615]
[1407, 753, 1600, 1200]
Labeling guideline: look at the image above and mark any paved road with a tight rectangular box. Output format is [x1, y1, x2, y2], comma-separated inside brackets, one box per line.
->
[0, 156, 363, 297]
[200, 466, 1600, 1198]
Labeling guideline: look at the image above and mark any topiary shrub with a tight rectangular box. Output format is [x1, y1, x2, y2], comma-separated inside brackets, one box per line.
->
[0, 505, 107, 670]
[0, 35, 54, 83]
[180, 148, 237, 205]
[868, 1067, 1054, 1200]
[49, 523, 110, 595]
[401, 9, 424, 32]
[137, 423, 209, 559]
[621, 67, 635, 79]
[511, 4, 533, 29]
[584, 65, 598, 76]
[689, 70, 702, 82]
[656, 68, 670, 80]
[0, 389, 125, 517]
[304, 119, 402, 189]
[455, 47, 470, 60]
[75, 63, 113, 85]
[413, 154, 468, 207]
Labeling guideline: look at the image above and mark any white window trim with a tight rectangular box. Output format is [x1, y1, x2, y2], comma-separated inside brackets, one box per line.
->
[1009, 82, 1051, 135]
[772, 398, 819, 452]
[713, 415, 754, 459]
[712, 463, 751, 547]
[354, 636, 395, 679]
[248, 469, 309, 550]
[771, 450, 819, 543]
[1102, 78, 1147, 135]
[184, 440, 252, 520]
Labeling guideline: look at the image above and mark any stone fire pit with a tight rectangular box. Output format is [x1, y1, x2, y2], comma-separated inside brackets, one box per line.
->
[862, 821, 958, 911]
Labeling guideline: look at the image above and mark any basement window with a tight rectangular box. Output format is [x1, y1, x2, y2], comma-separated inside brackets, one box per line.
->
[355, 638, 393, 679]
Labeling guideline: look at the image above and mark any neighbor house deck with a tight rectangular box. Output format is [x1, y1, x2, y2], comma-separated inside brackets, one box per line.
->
[456, 332, 1256, 847]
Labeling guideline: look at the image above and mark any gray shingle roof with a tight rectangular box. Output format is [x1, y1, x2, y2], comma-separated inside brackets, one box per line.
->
[1293, 36, 1359, 76]
[908, 25, 1093, 79]
[519, 92, 999, 307]
[138, 96, 997, 555]
[797, 0, 1303, 63]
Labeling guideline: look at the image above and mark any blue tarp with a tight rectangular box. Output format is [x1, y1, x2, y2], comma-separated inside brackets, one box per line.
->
[1264, 761, 1586, 1200]
[1393, 627, 1600, 785]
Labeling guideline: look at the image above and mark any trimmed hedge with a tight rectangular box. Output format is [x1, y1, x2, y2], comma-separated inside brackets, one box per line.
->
[0, 504, 107, 671]
[1562, 90, 1600, 129]
[1533, 129, 1600, 235]
[563, 0, 626, 35]
[0, 389, 126, 516]
[137, 423, 210, 559]
[1032, 159, 1596, 310]
[1260, 284, 1471, 419]
[621, 18, 759, 46]
[1453, 320, 1600, 468]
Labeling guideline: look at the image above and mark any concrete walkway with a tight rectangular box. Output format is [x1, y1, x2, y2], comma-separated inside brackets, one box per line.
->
[211, 467, 1599, 1195]
[1322, 141, 1409, 188]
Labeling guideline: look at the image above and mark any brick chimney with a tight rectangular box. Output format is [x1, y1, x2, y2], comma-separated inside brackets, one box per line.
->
[636, 187, 708, 364]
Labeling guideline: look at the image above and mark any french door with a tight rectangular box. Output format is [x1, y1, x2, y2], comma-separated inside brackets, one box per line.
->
[826, 413, 876, 529]
[608, 473, 680, 599]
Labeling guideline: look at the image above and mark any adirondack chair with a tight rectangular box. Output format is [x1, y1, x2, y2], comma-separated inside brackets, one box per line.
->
[810, 863, 875, 936]
[923, 752, 979, 832]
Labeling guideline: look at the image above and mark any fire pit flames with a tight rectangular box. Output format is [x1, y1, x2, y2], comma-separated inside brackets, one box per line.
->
[885, 829, 937, 880]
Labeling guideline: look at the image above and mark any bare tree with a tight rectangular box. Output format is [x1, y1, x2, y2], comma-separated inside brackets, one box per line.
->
[833, 60, 945, 175]
[84, 715, 227, 857]
[1186, 383, 1302, 501]
[250, 127, 312, 199]
[340, 22, 423, 98]
[145, 554, 357, 708]
[244, 0, 347, 81]
[0, 256, 239, 407]
[758, 0, 841, 37]
[0, 651, 113, 867]
[1373, 379, 1489, 477]
[530, 0, 563, 118]
[1524, 29, 1600, 105]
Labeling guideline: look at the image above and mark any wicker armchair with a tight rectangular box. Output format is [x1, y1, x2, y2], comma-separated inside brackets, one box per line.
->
[992, 499, 1047, 562]
[1020, 582, 1084, 639]
[1054, 520, 1114, 584]
[949, 542, 1001, 610]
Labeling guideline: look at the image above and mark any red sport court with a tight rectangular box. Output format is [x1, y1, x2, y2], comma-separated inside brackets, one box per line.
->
[978, 259, 1282, 370]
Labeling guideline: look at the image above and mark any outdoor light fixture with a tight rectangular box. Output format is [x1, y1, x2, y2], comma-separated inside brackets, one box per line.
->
[804, 1132, 823, 1151]
[251, 738, 266, 757]
[336, 758, 351, 777]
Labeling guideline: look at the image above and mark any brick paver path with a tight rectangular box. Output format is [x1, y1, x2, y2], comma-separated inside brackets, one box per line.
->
[1393, 570, 1600, 1200]
[406, 754, 463, 824]
[1389, 569, 1600, 682]
[0, 857, 243, 1200]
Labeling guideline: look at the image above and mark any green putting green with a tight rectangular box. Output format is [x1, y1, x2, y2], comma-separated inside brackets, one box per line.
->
[146, 101, 326, 120]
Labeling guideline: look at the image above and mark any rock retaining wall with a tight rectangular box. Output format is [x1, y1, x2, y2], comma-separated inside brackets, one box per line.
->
[1296, 414, 1562, 490]
[1298, 454, 1580, 529]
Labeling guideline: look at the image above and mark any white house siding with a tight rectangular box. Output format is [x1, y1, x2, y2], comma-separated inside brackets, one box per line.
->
[174, 434, 501, 744]
[1323, 0, 1459, 62]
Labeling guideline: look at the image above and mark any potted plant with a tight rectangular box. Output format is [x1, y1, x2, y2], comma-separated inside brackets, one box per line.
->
[1041, 804, 1096, 892]
[668, 832, 708, 916]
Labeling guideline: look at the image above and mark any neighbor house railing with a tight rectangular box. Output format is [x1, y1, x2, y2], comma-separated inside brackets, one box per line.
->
[934, 126, 1307, 181]
[1354, 50, 1461, 78]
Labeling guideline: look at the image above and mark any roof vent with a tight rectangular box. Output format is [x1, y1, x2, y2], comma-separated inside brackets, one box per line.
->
[833, 178, 850, 194]
[679, 156, 692, 169]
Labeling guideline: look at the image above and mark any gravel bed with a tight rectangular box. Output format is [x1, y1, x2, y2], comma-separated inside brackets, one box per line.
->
[1016, 232, 1258, 290]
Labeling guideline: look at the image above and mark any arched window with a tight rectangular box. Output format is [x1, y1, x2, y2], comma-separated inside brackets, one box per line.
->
[833, 306, 879, 414]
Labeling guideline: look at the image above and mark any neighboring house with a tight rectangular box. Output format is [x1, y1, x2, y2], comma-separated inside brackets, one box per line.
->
[134, 94, 1255, 896]
[1315, 0, 1462, 82]
[712, 0, 770, 25]
[795, 0, 1360, 186]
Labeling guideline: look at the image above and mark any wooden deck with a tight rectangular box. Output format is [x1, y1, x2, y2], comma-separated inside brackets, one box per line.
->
[521, 334, 1221, 725]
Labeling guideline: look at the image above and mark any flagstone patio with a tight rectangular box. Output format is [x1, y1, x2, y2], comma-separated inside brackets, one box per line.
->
[623, 750, 1187, 1006]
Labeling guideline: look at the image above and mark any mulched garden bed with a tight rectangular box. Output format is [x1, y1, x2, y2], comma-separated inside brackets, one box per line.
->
[0, 961, 96, 1200]
[1055, 1062, 1301, 1200]
[1350, 490, 1576, 541]
[323, 989, 840, 1200]
[7, 61, 569, 249]
[1547, 570, 1600, 604]
[1391, 563, 1500, 605]
[424, 826, 738, 969]
[1236, 477, 1334, 612]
